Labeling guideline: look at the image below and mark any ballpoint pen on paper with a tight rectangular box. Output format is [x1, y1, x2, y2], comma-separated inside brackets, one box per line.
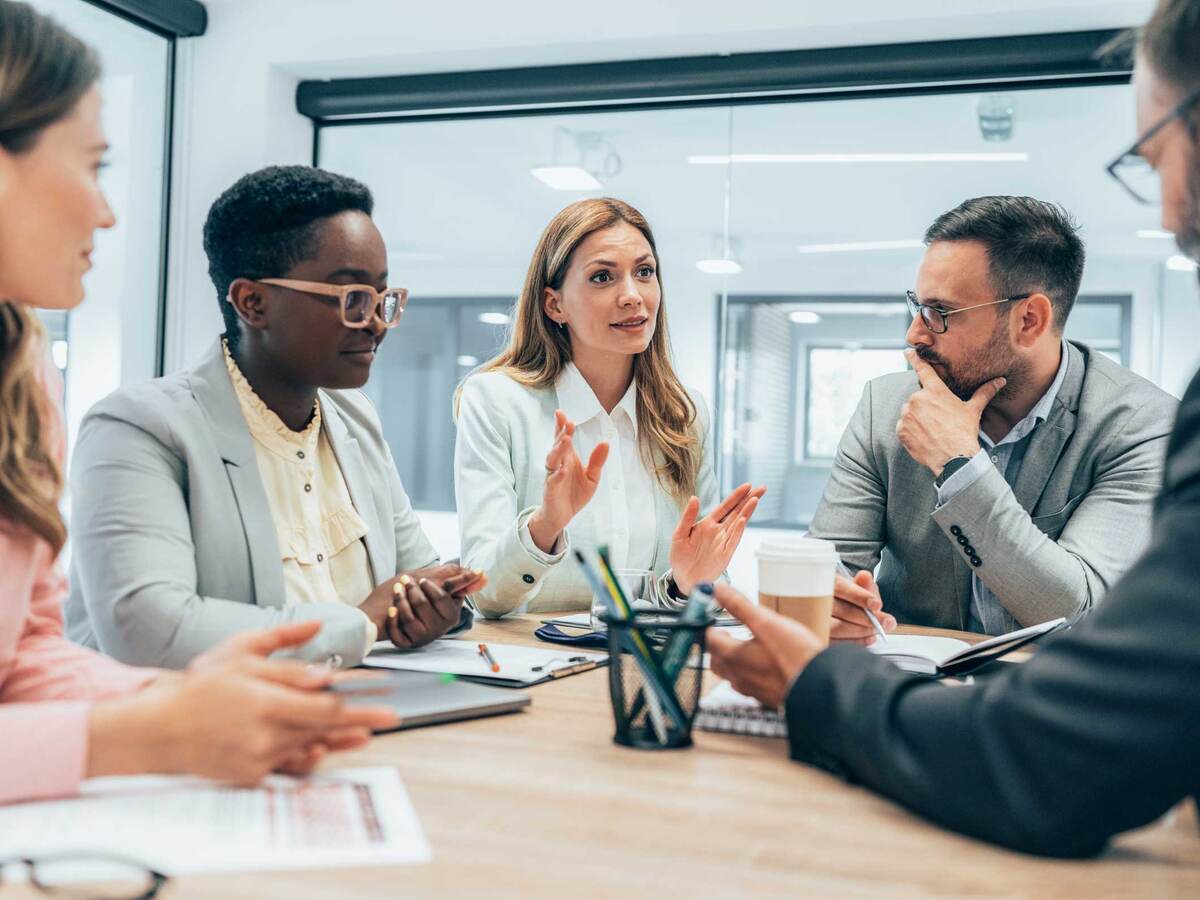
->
[477, 643, 500, 673]
[835, 559, 888, 644]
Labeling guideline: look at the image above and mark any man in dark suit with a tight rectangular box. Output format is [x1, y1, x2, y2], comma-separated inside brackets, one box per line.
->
[707, 0, 1200, 857]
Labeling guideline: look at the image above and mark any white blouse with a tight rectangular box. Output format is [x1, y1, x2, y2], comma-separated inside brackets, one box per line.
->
[524, 363, 657, 573]
[454, 366, 722, 618]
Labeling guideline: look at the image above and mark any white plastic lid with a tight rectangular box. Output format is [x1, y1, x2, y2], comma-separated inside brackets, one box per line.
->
[755, 537, 839, 563]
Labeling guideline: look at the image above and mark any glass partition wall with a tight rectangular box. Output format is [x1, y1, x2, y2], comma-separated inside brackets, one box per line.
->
[320, 80, 1189, 529]
[27, 0, 172, 449]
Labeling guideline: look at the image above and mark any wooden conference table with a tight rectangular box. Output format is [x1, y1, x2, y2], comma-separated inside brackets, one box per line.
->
[79, 618, 1200, 897]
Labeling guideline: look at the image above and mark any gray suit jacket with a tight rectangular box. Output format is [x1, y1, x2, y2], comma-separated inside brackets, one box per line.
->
[809, 341, 1177, 630]
[785, 361, 1200, 858]
[65, 342, 444, 668]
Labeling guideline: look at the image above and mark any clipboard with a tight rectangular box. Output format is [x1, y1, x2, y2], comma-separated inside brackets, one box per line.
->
[362, 639, 608, 687]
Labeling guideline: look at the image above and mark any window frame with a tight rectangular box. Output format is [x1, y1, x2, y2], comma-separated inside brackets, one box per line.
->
[76, 0, 205, 376]
[717, 292, 1132, 526]
[803, 341, 910, 462]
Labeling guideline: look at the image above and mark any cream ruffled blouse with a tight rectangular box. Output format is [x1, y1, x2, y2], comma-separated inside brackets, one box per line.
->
[223, 343, 376, 643]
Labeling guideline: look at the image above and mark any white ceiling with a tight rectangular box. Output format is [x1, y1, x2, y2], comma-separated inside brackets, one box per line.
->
[199, 0, 1155, 81]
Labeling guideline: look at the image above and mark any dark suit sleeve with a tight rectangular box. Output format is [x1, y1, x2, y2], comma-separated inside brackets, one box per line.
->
[784, 377, 1200, 857]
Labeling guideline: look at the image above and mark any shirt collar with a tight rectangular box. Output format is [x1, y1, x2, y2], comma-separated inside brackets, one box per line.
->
[615, 377, 639, 438]
[985, 337, 1069, 449]
[555, 362, 638, 437]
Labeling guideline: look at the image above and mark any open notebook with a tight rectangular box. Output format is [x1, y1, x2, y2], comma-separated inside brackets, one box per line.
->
[868, 618, 1067, 676]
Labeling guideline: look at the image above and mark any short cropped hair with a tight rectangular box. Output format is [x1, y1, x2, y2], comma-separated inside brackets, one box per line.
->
[203, 165, 374, 348]
[924, 196, 1086, 331]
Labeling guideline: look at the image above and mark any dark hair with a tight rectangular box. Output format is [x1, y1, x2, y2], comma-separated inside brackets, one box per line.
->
[0, 0, 99, 152]
[0, 0, 100, 557]
[1140, 0, 1200, 93]
[924, 196, 1086, 331]
[202, 165, 374, 349]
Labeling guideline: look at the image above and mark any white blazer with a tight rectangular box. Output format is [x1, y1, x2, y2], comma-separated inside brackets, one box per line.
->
[454, 369, 722, 617]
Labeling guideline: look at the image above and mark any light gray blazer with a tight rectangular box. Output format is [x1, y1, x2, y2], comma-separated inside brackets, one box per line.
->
[454, 371, 721, 617]
[808, 341, 1177, 630]
[64, 342, 441, 668]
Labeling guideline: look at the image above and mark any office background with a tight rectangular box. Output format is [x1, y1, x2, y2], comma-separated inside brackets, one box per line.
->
[36, 0, 1197, 590]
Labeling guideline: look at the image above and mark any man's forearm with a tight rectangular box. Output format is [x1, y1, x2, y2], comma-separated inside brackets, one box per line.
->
[929, 466, 1096, 624]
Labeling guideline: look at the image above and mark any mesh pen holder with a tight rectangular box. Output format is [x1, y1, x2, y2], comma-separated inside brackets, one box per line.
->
[601, 609, 712, 750]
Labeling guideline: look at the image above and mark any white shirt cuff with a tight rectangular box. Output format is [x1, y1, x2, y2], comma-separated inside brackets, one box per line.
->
[516, 508, 570, 565]
[934, 448, 992, 507]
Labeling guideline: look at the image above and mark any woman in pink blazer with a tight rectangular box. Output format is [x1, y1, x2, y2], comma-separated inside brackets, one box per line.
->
[0, 0, 395, 806]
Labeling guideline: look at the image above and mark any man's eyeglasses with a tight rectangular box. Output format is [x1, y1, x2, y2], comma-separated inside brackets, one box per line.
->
[0, 853, 168, 899]
[256, 279, 408, 330]
[905, 290, 1031, 334]
[1106, 84, 1200, 206]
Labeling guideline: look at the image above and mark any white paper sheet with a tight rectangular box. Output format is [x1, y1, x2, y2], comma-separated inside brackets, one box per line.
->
[0, 766, 429, 882]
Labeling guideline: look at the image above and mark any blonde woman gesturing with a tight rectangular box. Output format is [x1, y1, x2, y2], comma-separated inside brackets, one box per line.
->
[455, 199, 764, 617]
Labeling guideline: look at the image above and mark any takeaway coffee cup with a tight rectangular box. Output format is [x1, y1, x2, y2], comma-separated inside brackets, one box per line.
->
[755, 537, 838, 645]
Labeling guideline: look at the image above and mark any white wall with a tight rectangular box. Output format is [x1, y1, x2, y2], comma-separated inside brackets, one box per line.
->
[163, 0, 1156, 372]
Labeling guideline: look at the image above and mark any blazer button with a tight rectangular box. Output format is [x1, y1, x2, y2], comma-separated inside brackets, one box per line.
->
[950, 525, 962, 536]
[964, 545, 976, 556]
[956, 535, 968, 546]
[522, 574, 535, 584]
[971, 556, 983, 567]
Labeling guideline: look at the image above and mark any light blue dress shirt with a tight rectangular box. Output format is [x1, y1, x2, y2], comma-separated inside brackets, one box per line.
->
[935, 339, 1070, 634]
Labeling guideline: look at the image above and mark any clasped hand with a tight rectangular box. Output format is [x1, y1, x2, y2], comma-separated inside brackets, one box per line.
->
[91, 622, 399, 786]
[359, 565, 486, 649]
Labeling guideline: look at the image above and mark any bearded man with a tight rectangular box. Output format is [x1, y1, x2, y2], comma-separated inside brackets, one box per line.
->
[808, 195, 1177, 637]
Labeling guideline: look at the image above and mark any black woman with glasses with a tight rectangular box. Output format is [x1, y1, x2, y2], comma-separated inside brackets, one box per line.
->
[807, 195, 1176, 638]
[65, 165, 486, 669]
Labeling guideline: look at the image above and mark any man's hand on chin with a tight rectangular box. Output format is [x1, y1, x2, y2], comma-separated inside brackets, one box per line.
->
[897, 348, 1003, 476]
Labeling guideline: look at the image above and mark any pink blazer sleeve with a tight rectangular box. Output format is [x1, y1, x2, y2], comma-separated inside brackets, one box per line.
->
[0, 356, 157, 805]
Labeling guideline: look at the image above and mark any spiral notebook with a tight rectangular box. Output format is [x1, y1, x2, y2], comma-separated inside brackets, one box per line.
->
[695, 680, 787, 739]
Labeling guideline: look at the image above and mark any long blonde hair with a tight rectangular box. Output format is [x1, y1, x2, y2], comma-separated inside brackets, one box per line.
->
[0, 0, 100, 555]
[457, 198, 701, 500]
[0, 303, 65, 553]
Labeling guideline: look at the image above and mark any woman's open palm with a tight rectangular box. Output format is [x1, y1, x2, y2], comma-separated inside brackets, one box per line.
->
[539, 409, 609, 534]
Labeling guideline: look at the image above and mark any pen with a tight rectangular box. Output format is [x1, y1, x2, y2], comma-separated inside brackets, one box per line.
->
[863, 606, 889, 644]
[836, 559, 888, 644]
[477, 643, 500, 673]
